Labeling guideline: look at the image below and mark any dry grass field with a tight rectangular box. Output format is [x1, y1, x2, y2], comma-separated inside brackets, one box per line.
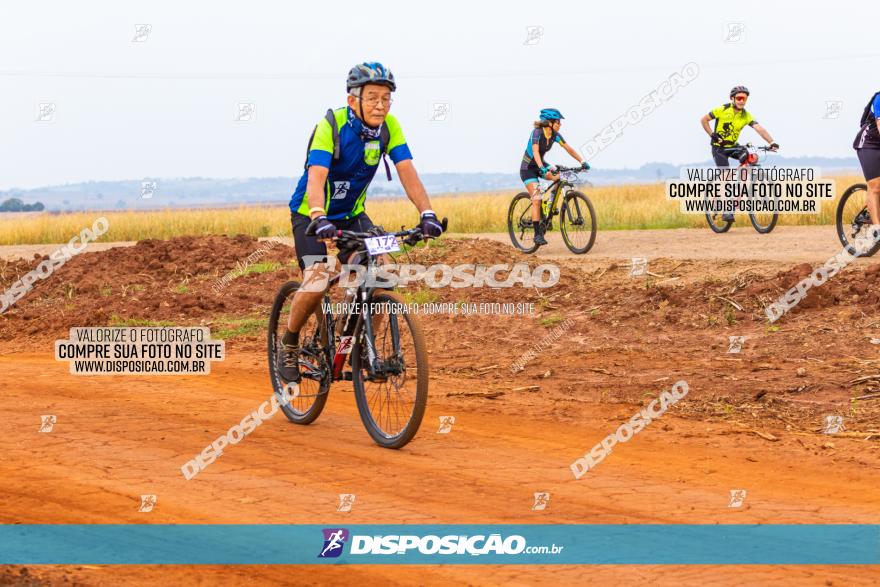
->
[0, 176, 862, 245]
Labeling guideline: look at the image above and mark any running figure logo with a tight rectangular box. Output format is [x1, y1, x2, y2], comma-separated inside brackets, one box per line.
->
[728, 489, 747, 508]
[531, 492, 550, 511]
[437, 416, 455, 434]
[332, 181, 351, 200]
[429, 103, 450, 122]
[36, 103, 56, 123]
[724, 22, 745, 43]
[823, 415, 845, 434]
[140, 181, 157, 199]
[630, 257, 648, 277]
[523, 26, 544, 45]
[337, 494, 356, 512]
[39, 415, 56, 433]
[235, 102, 256, 122]
[823, 100, 843, 120]
[138, 494, 157, 512]
[318, 528, 350, 558]
[727, 336, 746, 354]
[132, 24, 152, 43]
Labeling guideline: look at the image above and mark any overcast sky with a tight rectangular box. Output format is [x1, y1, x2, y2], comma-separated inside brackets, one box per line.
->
[0, 0, 876, 189]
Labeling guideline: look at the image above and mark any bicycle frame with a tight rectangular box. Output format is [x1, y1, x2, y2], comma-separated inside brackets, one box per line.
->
[538, 175, 575, 218]
[317, 249, 403, 382]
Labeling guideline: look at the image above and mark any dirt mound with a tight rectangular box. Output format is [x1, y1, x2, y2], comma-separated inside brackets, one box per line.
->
[4, 234, 880, 345]
[3, 234, 880, 430]
[0, 235, 297, 346]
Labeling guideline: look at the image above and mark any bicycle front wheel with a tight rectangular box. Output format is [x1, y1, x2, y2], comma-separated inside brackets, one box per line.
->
[749, 212, 778, 233]
[748, 184, 778, 234]
[507, 192, 540, 254]
[560, 191, 597, 254]
[351, 290, 428, 449]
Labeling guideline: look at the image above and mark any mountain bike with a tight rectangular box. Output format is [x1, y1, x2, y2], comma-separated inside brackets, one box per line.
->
[835, 183, 880, 257]
[267, 219, 445, 449]
[705, 143, 778, 234]
[507, 165, 596, 254]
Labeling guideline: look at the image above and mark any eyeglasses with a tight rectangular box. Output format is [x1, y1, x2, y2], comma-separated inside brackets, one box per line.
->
[733, 95, 748, 102]
[359, 96, 393, 108]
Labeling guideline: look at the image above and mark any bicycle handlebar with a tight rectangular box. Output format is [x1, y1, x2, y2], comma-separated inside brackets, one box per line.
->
[737, 142, 776, 152]
[333, 217, 449, 248]
[548, 165, 588, 173]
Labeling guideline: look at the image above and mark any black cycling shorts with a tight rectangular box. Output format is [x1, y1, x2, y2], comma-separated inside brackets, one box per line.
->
[290, 212, 375, 272]
[712, 145, 748, 167]
[857, 148, 880, 182]
[519, 164, 542, 185]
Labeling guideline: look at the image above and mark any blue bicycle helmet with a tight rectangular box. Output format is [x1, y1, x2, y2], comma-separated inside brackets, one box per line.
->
[539, 108, 565, 121]
[347, 62, 397, 93]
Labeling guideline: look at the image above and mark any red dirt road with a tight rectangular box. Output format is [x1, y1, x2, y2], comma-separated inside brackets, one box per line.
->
[0, 224, 850, 264]
[1, 232, 880, 585]
[2, 350, 879, 586]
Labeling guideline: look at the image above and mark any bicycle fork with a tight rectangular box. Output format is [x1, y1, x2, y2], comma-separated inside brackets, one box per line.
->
[361, 293, 404, 378]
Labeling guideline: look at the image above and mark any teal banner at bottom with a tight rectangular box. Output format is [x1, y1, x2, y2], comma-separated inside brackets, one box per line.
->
[0, 525, 877, 565]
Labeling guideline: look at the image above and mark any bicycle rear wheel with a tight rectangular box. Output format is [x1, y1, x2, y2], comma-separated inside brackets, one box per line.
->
[351, 290, 428, 449]
[507, 192, 540, 254]
[836, 183, 880, 257]
[268, 281, 330, 424]
[560, 191, 597, 254]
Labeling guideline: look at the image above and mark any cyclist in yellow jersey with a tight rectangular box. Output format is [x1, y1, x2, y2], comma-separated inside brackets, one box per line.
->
[700, 86, 778, 167]
[700, 86, 778, 221]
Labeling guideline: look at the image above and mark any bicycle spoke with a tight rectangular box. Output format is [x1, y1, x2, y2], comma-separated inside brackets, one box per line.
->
[561, 192, 596, 253]
[269, 282, 331, 425]
[838, 185, 875, 255]
[357, 299, 420, 439]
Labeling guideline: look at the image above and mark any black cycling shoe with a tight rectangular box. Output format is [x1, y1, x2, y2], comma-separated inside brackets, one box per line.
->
[533, 222, 548, 246]
[276, 342, 301, 382]
[721, 213, 735, 223]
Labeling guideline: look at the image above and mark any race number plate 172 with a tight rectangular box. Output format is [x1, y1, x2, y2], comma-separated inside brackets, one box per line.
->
[364, 235, 400, 255]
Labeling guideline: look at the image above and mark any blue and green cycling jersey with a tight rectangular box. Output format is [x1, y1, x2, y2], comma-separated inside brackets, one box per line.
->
[290, 107, 412, 220]
[521, 127, 566, 168]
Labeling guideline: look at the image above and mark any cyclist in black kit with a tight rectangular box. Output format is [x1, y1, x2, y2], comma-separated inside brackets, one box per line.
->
[854, 91, 880, 228]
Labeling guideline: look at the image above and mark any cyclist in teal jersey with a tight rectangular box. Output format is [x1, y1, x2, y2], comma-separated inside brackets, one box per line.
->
[520, 108, 589, 245]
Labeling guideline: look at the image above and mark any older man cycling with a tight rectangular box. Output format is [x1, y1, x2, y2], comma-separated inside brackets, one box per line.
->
[277, 62, 443, 382]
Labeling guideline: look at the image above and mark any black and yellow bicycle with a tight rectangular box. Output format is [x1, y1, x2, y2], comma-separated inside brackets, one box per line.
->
[507, 165, 597, 254]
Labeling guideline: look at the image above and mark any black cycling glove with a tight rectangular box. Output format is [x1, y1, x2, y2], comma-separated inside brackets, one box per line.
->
[308, 216, 337, 239]
[419, 211, 444, 238]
